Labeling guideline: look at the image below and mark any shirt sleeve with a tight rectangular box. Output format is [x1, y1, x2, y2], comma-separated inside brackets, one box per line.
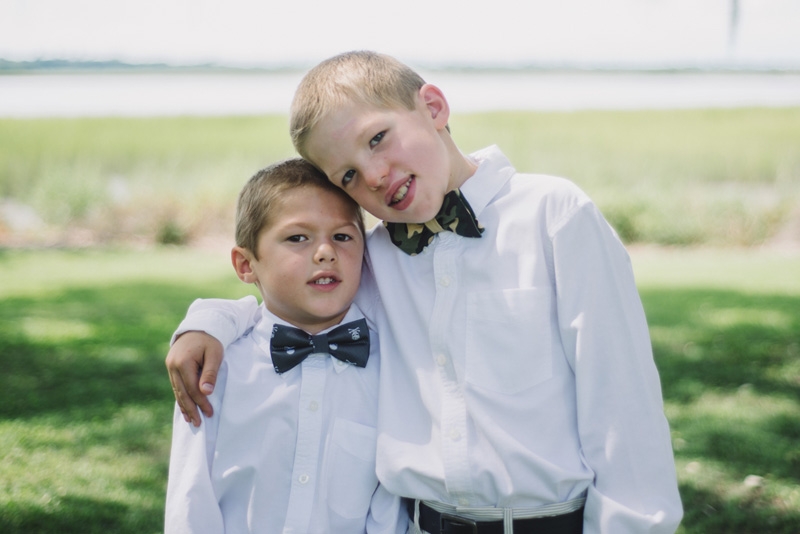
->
[551, 202, 683, 533]
[164, 386, 225, 533]
[170, 295, 260, 348]
[365, 484, 409, 534]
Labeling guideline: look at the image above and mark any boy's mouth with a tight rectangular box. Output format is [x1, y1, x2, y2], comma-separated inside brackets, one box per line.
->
[311, 275, 339, 285]
[389, 177, 413, 206]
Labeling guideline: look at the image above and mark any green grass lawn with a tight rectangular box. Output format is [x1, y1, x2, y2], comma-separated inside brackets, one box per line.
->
[0, 246, 798, 533]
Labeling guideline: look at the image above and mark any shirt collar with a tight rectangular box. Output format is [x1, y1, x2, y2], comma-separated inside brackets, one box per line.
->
[459, 145, 516, 219]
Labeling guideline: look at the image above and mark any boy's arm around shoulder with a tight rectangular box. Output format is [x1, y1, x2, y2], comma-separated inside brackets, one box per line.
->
[166, 295, 259, 426]
[551, 200, 683, 532]
[170, 295, 260, 347]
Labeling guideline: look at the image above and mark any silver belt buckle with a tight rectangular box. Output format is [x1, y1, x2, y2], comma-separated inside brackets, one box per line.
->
[439, 512, 478, 534]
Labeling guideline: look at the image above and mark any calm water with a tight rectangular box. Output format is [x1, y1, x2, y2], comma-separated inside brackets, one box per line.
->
[2, 70, 800, 117]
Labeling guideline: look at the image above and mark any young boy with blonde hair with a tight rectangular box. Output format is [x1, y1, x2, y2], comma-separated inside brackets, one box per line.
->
[165, 158, 406, 533]
[167, 52, 683, 533]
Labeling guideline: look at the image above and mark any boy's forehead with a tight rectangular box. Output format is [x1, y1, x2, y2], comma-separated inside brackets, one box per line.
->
[310, 100, 409, 158]
[317, 100, 385, 133]
[271, 186, 359, 221]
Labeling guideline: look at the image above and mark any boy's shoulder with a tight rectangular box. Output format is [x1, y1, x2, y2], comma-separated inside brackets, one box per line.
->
[464, 145, 591, 214]
[511, 171, 590, 205]
[500, 172, 595, 241]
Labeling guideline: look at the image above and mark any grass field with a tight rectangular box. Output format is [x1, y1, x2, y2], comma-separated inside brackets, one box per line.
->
[0, 246, 798, 533]
[1, 108, 799, 247]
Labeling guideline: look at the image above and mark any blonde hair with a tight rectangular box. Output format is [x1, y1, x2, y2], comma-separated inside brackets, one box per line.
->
[235, 158, 364, 258]
[290, 50, 426, 159]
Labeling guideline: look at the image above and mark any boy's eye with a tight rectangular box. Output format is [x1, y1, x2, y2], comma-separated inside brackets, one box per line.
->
[342, 169, 356, 186]
[369, 131, 385, 148]
[333, 233, 353, 242]
[287, 235, 307, 243]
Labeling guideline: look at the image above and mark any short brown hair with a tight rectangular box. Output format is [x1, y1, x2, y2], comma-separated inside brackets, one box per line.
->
[235, 158, 364, 258]
[290, 50, 426, 159]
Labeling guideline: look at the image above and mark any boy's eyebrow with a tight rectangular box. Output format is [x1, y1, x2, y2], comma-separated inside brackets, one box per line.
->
[313, 110, 385, 181]
[317, 163, 340, 181]
[309, 151, 345, 181]
[279, 217, 360, 229]
[331, 218, 363, 230]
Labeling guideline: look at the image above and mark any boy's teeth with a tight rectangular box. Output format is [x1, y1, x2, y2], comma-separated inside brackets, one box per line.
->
[315, 277, 334, 284]
[392, 179, 411, 203]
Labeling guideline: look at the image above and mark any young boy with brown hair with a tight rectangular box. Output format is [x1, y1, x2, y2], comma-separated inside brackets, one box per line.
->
[167, 52, 683, 533]
[164, 158, 406, 533]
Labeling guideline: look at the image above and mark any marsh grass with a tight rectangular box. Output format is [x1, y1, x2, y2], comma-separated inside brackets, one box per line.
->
[0, 116, 293, 245]
[0, 247, 798, 533]
[2, 108, 799, 247]
[452, 108, 800, 246]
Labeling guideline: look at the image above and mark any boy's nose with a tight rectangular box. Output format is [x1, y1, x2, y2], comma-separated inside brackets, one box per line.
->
[364, 172, 385, 191]
[314, 242, 337, 263]
[364, 160, 388, 191]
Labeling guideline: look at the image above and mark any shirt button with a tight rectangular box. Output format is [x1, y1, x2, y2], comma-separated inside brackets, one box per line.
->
[436, 354, 447, 366]
[308, 401, 319, 412]
[450, 429, 461, 441]
[439, 276, 451, 287]
[459, 498, 470, 507]
[298, 474, 310, 484]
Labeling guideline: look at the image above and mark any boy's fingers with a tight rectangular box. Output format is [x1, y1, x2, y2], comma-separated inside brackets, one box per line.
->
[197, 343, 223, 411]
[165, 332, 220, 426]
[164, 332, 225, 424]
[168, 367, 202, 426]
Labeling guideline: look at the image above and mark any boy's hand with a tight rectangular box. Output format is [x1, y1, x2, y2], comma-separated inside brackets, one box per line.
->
[165, 331, 223, 427]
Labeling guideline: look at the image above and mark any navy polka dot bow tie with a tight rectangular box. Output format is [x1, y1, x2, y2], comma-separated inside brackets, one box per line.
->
[384, 189, 484, 256]
[270, 318, 370, 374]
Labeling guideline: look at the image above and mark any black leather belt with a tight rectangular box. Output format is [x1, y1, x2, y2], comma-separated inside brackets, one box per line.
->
[416, 501, 584, 534]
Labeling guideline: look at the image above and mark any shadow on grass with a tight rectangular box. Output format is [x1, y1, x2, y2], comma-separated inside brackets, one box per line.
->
[677, 484, 800, 534]
[2, 496, 131, 534]
[0, 279, 244, 534]
[1, 279, 798, 533]
[646, 289, 800, 402]
[642, 288, 800, 534]
[0, 283, 203, 420]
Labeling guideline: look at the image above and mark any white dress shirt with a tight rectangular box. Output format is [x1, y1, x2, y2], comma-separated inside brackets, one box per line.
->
[165, 304, 407, 534]
[174, 146, 683, 533]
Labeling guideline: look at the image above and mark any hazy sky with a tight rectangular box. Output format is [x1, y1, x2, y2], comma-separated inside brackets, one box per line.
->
[1, 0, 799, 68]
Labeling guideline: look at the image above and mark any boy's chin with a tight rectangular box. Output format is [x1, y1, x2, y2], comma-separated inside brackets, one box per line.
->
[380, 206, 439, 225]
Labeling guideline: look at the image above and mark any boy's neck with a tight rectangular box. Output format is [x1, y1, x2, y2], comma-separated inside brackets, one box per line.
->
[445, 137, 479, 192]
[263, 301, 352, 336]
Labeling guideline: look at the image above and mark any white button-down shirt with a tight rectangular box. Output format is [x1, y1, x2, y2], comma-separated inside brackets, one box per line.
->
[166, 305, 407, 534]
[175, 146, 683, 533]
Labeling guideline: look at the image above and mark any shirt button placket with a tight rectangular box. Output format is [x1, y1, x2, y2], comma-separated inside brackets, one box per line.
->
[431, 234, 472, 502]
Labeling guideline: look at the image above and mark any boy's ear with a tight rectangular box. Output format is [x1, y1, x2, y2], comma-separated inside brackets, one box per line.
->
[231, 246, 258, 284]
[419, 84, 450, 130]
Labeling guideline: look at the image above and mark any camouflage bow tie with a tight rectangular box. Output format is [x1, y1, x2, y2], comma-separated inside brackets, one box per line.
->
[384, 189, 484, 256]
